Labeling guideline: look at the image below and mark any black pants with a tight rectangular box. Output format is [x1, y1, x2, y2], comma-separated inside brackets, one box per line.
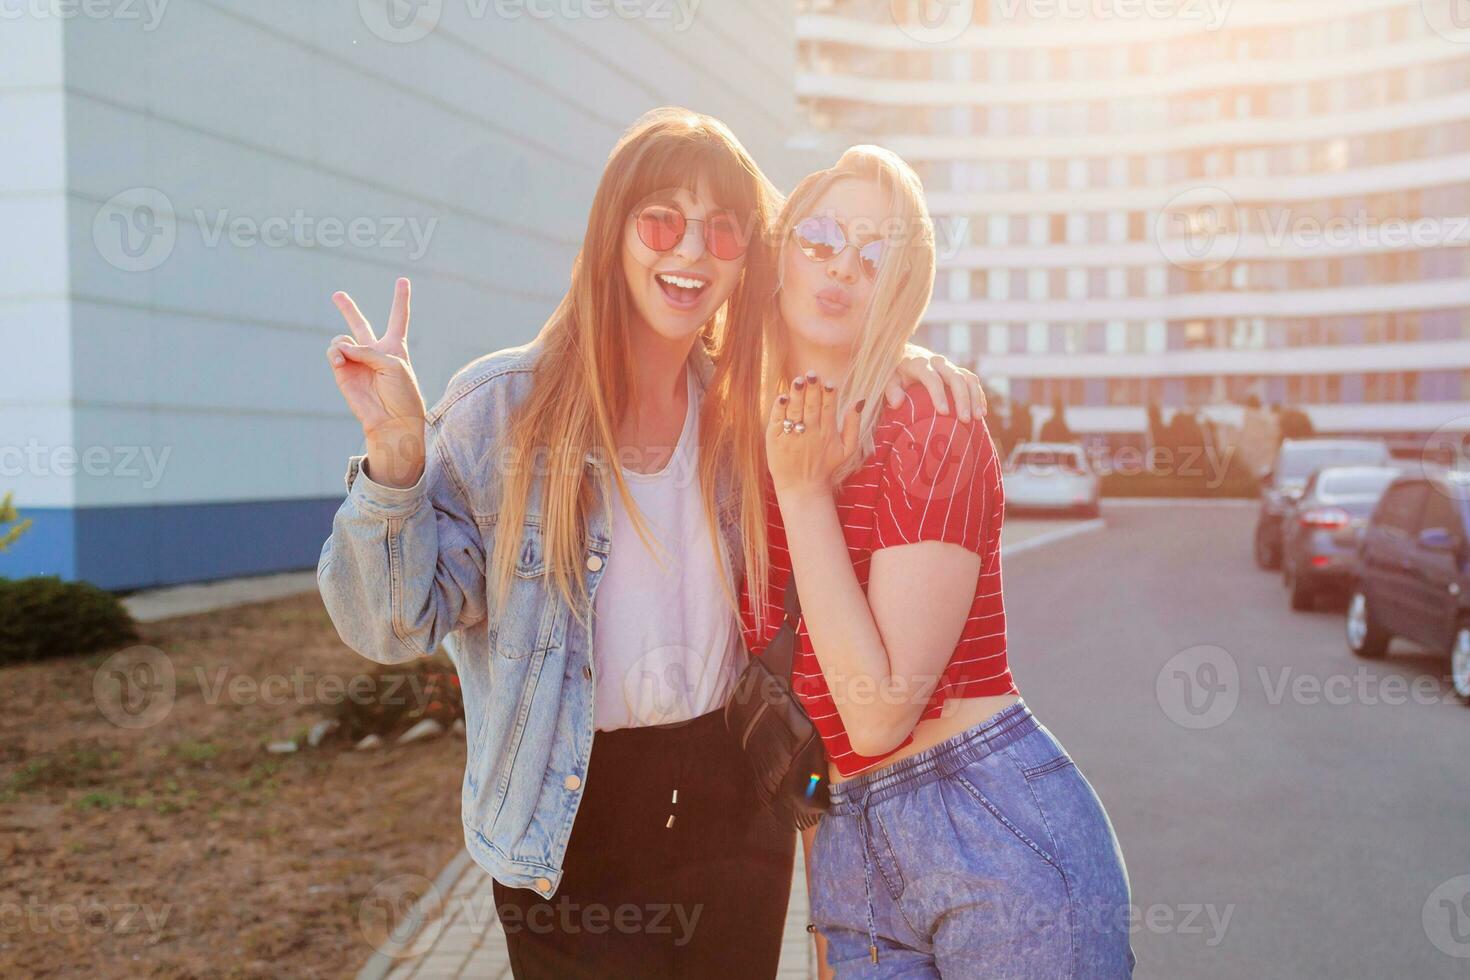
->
[492, 707, 796, 979]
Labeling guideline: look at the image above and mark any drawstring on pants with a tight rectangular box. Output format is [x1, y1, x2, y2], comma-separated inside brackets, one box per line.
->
[855, 782, 880, 964]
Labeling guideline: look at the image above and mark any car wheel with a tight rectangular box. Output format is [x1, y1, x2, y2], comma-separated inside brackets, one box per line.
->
[1286, 561, 1315, 612]
[1254, 524, 1280, 570]
[1346, 590, 1389, 659]
[1451, 625, 1470, 706]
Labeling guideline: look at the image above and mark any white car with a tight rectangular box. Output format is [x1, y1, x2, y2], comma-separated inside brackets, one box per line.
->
[1003, 443, 1101, 517]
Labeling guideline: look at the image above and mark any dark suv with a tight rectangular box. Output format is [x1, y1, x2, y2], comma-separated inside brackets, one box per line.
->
[1347, 469, 1470, 704]
[1254, 438, 1391, 570]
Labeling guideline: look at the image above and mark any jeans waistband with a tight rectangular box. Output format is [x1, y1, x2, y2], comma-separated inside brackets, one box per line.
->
[828, 699, 1036, 816]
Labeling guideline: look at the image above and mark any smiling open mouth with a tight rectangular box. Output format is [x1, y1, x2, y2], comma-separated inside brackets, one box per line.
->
[656, 272, 708, 306]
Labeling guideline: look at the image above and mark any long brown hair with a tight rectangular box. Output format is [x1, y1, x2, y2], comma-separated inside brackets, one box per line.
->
[488, 107, 780, 625]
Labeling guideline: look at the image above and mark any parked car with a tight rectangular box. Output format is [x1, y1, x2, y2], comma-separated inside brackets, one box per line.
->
[1254, 438, 1391, 569]
[1003, 443, 1100, 518]
[1281, 465, 1402, 610]
[1347, 468, 1470, 705]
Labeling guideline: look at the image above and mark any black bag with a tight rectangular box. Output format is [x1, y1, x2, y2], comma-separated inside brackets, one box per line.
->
[724, 575, 830, 829]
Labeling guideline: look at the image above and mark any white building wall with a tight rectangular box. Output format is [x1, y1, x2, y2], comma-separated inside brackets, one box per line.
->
[3, 1, 799, 587]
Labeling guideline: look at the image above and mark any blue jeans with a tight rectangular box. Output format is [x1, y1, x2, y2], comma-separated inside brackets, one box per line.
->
[810, 700, 1136, 978]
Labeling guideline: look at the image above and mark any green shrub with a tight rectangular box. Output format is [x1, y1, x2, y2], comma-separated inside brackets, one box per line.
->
[0, 576, 139, 665]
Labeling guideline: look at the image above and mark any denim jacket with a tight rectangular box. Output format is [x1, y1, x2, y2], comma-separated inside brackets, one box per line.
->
[316, 337, 744, 897]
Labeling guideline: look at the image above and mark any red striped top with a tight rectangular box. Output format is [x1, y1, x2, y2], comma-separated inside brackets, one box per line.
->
[738, 383, 1018, 777]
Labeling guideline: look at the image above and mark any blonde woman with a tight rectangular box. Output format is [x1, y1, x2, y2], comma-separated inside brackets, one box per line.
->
[317, 109, 983, 978]
[740, 147, 1135, 977]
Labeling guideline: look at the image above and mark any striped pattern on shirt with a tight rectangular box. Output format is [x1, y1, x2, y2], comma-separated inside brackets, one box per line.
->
[738, 383, 1018, 778]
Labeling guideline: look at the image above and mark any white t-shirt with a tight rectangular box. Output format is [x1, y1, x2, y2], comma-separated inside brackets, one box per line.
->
[591, 364, 745, 732]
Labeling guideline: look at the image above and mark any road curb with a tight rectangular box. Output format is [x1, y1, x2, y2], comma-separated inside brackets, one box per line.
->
[355, 850, 476, 980]
[1003, 518, 1107, 557]
[1101, 498, 1256, 508]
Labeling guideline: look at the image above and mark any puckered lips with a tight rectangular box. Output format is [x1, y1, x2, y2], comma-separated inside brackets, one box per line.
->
[815, 285, 852, 318]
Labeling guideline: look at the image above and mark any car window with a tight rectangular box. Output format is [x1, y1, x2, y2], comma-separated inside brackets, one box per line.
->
[1418, 489, 1467, 539]
[1374, 483, 1428, 533]
[1319, 470, 1398, 497]
[1278, 444, 1389, 482]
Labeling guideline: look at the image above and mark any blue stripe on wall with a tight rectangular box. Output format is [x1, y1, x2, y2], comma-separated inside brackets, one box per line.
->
[0, 498, 344, 592]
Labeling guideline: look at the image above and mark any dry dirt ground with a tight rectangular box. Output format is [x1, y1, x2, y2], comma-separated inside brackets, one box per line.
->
[0, 590, 466, 978]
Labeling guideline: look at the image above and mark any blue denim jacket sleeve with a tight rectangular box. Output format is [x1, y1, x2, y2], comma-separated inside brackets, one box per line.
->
[316, 412, 488, 664]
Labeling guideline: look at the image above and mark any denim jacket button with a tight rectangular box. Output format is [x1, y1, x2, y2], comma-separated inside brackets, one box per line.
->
[586, 554, 604, 572]
[534, 877, 552, 894]
[563, 774, 582, 791]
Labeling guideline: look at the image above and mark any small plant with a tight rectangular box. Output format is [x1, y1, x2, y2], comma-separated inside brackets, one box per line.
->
[0, 491, 32, 552]
[0, 576, 139, 665]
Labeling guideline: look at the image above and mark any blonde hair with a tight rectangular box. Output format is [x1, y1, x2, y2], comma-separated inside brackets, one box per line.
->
[488, 107, 780, 625]
[747, 144, 936, 625]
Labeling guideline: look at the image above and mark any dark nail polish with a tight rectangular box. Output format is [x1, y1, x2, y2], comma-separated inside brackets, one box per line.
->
[823, 382, 834, 392]
[855, 399, 866, 412]
[778, 394, 789, 404]
[793, 377, 805, 388]
[805, 370, 817, 381]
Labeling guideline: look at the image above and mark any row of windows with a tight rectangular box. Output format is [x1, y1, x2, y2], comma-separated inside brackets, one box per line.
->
[1174, 246, 1470, 293]
[1001, 370, 1469, 408]
[938, 246, 1470, 303]
[908, 119, 1470, 193]
[928, 310, 1470, 357]
[806, 2, 1434, 85]
[803, 55, 1470, 138]
[936, 185, 1470, 249]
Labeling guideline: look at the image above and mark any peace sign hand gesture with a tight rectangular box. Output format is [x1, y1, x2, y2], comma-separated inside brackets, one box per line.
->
[326, 278, 427, 487]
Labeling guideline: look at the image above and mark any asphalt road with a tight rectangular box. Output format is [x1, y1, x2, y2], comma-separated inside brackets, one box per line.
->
[1002, 502, 1470, 979]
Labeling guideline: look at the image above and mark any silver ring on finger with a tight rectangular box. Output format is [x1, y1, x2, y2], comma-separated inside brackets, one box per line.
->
[793, 421, 806, 435]
[782, 418, 794, 433]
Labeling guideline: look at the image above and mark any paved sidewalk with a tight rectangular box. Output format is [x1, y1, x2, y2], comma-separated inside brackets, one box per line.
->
[120, 569, 319, 622]
[360, 838, 816, 980]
